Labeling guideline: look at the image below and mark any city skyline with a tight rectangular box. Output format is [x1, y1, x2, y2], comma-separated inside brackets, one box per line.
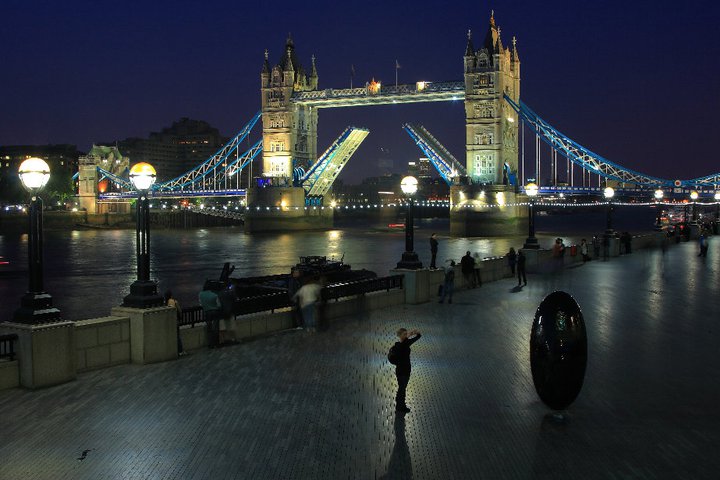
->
[1, 0, 718, 182]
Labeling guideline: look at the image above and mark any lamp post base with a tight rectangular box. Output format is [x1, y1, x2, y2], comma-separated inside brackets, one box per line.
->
[523, 237, 540, 249]
[122, 280, 164, 309]
[396, 251, 423, 270]
[13, 292, 62, 324]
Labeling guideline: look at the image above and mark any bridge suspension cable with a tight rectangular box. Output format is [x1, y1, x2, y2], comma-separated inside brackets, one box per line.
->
[506, 95, 718, 189]
[153, 111, 262, 192]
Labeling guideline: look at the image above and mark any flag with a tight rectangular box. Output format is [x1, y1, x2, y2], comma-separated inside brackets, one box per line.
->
[395, 60, 401, 69]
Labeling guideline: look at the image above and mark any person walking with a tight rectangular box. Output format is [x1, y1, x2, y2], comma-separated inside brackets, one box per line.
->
[580, 239, 590, 262]
[507, 247, 517, 275]
[164, 290, 186, 356]
[390, 328, 422, 413]
[592, 235, 601, 259]
[439, 260, 455, 304]
[429, 233, 439, 269]
[517, 249, 527, 286]
[292, 277, 323, 332]
[288, 268, 303, 328]
[698, 233, 708, 257]
[460, 251, 475, 288]
[199, 281, 222, 348]
[473, 252, 482, 287]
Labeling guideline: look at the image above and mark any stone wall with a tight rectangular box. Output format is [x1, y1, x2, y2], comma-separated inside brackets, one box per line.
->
[75, 316, 131, 372]
[0, 360, 19, 390]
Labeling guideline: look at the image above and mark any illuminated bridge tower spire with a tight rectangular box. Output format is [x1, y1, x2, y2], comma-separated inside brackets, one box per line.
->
[463, 12, 520, 184]
[260, 35, 319, 181]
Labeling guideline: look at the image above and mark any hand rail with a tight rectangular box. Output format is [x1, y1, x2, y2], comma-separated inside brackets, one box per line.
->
[0, 334, 18, 362]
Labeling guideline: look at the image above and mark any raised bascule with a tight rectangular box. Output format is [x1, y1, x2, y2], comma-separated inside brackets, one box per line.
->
[83, 11, 720, 235]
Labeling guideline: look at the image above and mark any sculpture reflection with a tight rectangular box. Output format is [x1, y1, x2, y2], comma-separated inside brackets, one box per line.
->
[530, 291, 587, 410]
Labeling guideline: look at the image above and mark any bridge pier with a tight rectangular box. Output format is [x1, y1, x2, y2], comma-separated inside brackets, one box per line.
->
[449, 184, 526, 237]
[244, 186, 333, 233]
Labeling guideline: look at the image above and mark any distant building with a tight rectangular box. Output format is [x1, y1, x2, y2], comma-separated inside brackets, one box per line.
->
[0, 144, 81, 203]
[0, 144, 80, 178]
[407, 160, 419, 177]
[418, 157, 431, 178]
[108, 118, 227, 181]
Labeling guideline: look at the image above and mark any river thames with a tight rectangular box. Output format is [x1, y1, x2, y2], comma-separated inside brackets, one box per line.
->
[0, 208, 656, 320]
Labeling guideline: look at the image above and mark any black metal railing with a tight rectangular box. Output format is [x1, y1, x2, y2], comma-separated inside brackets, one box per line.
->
[322, 274, 404, 302]
[180, 275, 404, 324]
[0, 334, 18, 362]
[179, 306, 205, 328]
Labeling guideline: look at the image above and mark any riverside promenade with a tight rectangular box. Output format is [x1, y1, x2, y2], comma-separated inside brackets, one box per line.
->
[0, 241, 718, 479]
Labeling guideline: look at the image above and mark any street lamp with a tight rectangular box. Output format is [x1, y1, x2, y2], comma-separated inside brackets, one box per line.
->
[523, 182, 540, 249]
[654, 189, 664, 230]
[13, 158, 61, 323]
[715, 191, 720, 221]
[604, 187, 615, 234]
[396, 176, 422, 269]
[690, 190, 699, 223]
[122, 162, 163, 308]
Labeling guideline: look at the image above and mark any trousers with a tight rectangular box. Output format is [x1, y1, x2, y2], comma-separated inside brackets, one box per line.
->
[396, 374, 410, 408]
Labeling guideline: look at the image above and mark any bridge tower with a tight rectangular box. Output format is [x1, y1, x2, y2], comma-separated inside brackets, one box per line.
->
[463, 11, 520, 184]
[260, 35, 319, 181]
[248, 36, 331, 232]
[451, 12, 524, 236]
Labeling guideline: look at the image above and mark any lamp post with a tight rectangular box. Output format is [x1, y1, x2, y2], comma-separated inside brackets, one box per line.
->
[690, 190, 699, 223]
[654, 189, 664, 230]
[715, 191, 720, 220]
[13, 158, 61, 323]
[396, 176, 422, 269]
[523, 182, 540, 249]
[122, 162, 163, 308]
[604, 187, 615, 234]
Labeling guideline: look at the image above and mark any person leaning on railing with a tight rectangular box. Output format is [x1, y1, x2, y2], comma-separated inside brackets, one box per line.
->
[199, 281, 223, 348]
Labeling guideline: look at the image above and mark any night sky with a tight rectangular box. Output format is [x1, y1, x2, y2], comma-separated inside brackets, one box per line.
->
[2, 0, 718, 182]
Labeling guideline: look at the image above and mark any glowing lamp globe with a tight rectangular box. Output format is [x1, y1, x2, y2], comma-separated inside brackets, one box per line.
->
[715, 191, 720, 201]
[18, 157, 51, 193]
[400, 176, 418, 196]
[525, 182, 539, 197]
[690, 191, 699, 201]
[654, 189, 664, 200]
[603, 187, 615, 199]
[129, 162, 157, 191]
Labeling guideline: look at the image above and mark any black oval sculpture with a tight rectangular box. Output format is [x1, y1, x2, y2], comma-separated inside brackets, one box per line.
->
[530, 291, 587, 410]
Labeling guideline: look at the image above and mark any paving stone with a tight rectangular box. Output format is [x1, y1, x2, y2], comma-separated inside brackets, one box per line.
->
[0, 242, 718, 479]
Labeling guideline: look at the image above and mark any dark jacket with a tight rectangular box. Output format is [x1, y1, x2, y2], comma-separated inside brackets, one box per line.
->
[394, 334, 422, 376]
[461, 254, 475, 274]
[517, 253, 526, 269]
[430, 237, 438, 253]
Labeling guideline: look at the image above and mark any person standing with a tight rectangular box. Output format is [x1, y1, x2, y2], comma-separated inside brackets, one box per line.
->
[292, 277, 323, 332]
[439, 260, 455, 304]
[580, 239, 590, 262]
[460, 251, 475, 288]
[507, 247, 517, 275]
[429, 233, 439, 269]
[164, 290, 186, 356]
[473, 252, 482, 287]
[517, 249, 527, 286]
[288, 268, 303, 328]
[199, 281, 222, 348]
[391, 328, 422, 413]
[698, 233, 708, 257]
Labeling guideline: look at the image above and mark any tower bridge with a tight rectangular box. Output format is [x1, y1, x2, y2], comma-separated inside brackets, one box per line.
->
[78, 11, 720, 235]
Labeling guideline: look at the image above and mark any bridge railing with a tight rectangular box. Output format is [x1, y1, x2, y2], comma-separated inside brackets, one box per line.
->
[179, 275, 404, 326]
[0, 334, 18, 362]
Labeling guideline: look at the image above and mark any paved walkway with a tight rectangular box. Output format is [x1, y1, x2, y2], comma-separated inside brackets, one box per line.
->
[1, 242, 719, 479]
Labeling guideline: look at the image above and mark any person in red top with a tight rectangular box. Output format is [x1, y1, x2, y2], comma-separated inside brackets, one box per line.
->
[392, 328, 422, 413]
